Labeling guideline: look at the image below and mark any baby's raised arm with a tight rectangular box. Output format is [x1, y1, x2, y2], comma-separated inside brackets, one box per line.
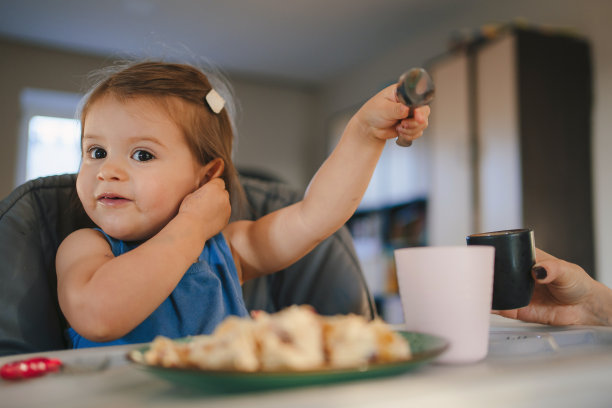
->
[226, 85, 430, 281]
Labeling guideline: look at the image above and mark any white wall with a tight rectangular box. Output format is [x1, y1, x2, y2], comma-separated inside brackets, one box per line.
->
[319, 0, 612, 286]
[0, 40, 318, 199]
[232, 79, 315, 190]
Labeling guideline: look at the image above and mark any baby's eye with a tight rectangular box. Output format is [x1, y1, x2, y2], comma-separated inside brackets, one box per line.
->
[132, 150, 154, 162]
[87, 147, 107, 159]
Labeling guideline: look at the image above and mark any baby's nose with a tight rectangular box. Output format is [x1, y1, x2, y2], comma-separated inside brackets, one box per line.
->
[97, 159, 128, 181]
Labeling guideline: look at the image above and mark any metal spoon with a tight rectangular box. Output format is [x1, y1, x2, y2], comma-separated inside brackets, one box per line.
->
[395, 68, 435, 146]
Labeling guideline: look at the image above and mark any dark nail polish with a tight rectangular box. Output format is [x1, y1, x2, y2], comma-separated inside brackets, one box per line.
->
[533, 266, 547, 280]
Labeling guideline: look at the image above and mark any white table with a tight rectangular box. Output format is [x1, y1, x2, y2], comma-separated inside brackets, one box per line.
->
[3, 315, 612, 408]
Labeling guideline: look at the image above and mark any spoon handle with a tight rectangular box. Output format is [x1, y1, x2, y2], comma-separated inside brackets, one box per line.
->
[396, 108, 414, 146]
[396, 138, 413, 147]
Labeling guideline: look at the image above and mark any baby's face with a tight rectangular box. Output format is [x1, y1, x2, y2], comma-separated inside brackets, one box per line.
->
[77, 95, 205, 241]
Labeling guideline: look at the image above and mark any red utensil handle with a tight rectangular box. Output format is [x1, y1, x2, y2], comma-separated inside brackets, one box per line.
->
[1, 357, 62, 380]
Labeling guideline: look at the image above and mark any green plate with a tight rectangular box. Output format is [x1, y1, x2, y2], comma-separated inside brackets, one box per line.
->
[128, 331, 448, 393]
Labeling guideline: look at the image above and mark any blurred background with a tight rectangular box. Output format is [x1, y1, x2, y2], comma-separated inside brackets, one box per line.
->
[1, 0, 611, 320]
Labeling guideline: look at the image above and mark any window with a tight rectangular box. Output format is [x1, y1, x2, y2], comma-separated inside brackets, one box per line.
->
[327, 107, 429, 211]
[16, 88, 83, 187]
[26, 115, 81, 181]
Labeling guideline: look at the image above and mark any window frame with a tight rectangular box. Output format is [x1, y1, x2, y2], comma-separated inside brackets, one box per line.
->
[16, 88, 83, 187]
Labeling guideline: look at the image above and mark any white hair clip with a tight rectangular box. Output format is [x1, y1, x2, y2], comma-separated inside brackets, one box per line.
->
[205, 88, 225, 114]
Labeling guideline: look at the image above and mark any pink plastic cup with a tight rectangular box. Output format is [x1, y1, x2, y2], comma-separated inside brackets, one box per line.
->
[395, 246, 495, 364]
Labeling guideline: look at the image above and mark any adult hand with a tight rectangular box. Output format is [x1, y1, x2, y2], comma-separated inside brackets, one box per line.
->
[494, 248, 612, 326]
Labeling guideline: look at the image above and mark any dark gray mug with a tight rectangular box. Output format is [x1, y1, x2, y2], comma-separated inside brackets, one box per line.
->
[466, 229, 535, 310]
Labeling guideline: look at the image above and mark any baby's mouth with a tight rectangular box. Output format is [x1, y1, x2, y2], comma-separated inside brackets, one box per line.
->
[97, 193, 130, 206]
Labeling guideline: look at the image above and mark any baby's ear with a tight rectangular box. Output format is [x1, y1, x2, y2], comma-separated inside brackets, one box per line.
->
[199, 158, 225, 186]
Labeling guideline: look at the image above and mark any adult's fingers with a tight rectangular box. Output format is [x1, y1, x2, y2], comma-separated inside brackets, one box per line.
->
[532, 248, 579, 286]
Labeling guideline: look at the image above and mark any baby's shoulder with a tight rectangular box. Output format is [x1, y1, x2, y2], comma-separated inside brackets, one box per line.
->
[62, 228, 105, 244]
[57, 228, 109, 259]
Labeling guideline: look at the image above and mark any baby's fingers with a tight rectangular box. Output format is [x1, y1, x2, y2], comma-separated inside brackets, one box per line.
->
[413, 105, 431, 123]
[398, 106, 430, 127]
[395, 126, 424, 144]
[396, 115, 428, 143]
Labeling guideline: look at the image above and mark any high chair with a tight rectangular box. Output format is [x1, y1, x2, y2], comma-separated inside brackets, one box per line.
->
[0, 173, 374, 356]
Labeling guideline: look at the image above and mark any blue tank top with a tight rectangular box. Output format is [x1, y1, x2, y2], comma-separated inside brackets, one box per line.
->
[67, 229, 248, 348]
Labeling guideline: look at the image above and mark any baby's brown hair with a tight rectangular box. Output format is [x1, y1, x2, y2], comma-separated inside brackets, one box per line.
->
[79, 61, 246, 216]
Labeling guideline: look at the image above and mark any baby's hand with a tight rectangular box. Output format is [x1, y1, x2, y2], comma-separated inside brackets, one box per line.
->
[179, 178, 231, 236]
[353, 85, 430, 145]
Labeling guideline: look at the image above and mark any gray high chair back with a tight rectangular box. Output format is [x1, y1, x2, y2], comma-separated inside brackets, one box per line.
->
[0, 174, 375, 356]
